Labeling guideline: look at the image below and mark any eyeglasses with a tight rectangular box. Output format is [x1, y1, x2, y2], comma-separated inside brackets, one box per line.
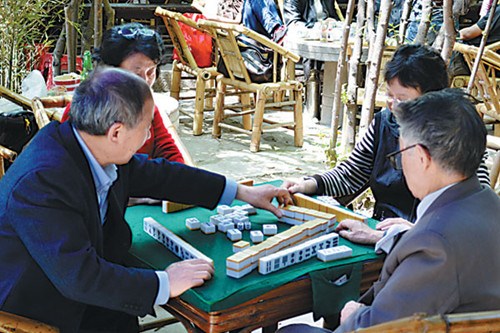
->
[386, 143, 421, 170]
[117, 26, 156, 40]
[386, 95, 403, 107]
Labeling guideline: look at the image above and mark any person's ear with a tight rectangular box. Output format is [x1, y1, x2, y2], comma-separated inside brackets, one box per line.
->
[107, 122, 124, 144]
[417, 145, 432, 170]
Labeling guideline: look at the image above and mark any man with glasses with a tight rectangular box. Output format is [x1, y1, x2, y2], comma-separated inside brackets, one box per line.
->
[279, 89, 500, 333]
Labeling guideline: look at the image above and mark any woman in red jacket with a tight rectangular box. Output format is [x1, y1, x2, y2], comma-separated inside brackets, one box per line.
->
[62, 22, 191, 164]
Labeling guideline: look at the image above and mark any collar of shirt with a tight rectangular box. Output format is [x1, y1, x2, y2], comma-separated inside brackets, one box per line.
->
[72, 126, 117, 223]
[415, 182, 457, 222]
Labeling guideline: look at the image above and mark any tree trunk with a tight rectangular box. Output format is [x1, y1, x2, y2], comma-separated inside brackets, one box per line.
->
[366, 0, 376, 61]
[341, 0, 367, 154]
[399, 0, 413, 44]
[467, 4, 497, 93]
[359, 0, 393, 139]
[432, 26, 445, 51]
[103, 0, 116, 30]
[53, 26, 66, 76]
[415, 0, 432, 44]
[327, 0, 357, 162]
[440, 0, 456, 64]
[94, 0, 103, 49]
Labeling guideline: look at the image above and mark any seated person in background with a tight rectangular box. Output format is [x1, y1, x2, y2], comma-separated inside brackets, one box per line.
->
[449, 4, 500, 77]
[278, 89, 500, 333]
[0, 68, 292, 333]
[283, 44, 490, 229]
[405, 0, 445, 44]
[62, 23, 187, 164]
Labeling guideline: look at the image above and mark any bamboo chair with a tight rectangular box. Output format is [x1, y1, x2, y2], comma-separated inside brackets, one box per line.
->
[0, 310, 59, 332]
[154, 7, 219, 136]
[453, 42, 500, 133]
[197, 19, 303, 152]
[349, 310, 500, 332]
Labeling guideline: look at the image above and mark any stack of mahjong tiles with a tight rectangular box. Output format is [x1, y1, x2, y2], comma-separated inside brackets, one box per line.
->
[226, 205, 337, 278]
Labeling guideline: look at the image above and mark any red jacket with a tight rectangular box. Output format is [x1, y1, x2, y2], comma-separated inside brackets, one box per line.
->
[62, 103, 184, 163]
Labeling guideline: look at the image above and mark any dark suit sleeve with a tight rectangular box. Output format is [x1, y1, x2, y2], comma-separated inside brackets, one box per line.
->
[336, 232, 459, 332]
[6, 167, 158, 317]
[124, 154, 226, 209]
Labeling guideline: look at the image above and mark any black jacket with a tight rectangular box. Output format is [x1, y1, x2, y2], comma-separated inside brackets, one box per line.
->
[283, 0, 340, 28]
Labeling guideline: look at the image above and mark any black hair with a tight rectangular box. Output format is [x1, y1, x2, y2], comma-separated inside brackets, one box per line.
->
[384, 44, 449, 93]
[93, 22, 167, 67]
[394, 88, 486, 178]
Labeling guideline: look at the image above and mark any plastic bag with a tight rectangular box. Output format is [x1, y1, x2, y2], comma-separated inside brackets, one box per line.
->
[172, 13, 213, 68]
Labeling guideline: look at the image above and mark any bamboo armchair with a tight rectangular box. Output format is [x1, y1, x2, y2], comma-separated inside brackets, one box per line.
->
[0, 310, 59, 332]
[154, 7, 219, 136]
[197, 19, 303, 152]
[453, 42, 500, 130]
[350, 310, 500, 332]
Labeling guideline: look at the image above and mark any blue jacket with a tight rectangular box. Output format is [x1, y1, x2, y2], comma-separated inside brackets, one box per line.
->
[0, 121, 226, 332]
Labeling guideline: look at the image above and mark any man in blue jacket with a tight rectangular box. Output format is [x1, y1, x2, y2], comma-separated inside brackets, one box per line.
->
[0, 68, 291, 333]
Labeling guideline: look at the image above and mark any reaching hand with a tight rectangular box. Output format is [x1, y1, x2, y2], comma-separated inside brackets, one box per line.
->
[281, 178, 317, 194]
[335, 219, 384, 245]
[375, 217, 413, 231]
[236, 184, 292, 217]
[340, 300, 364, 324]
[166, 259, 214, 298]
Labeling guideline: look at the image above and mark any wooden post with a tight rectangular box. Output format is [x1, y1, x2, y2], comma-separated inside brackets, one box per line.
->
[328, 0, 357, 157]
[414, 0, 432, 44]
[64, 6, 76, 73]
[358, 0, 392, 139]
[342, 0, 367, 154]
[365, 0, 376, 61]
[94, 0, 103, 49]
[399, 0, 413, 44]
[103, 0, 116, 30]
[53, 26, 66, 76]
[467, 4, 497, 93]
[440, 0, 456, 64]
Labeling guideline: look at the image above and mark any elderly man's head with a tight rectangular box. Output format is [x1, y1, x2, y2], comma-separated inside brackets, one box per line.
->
[69, 68, 154, 165]
[392, 89, 486, 198]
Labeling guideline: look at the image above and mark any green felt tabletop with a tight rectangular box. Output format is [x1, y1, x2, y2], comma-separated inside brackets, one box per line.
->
[125, 181, 380, 312]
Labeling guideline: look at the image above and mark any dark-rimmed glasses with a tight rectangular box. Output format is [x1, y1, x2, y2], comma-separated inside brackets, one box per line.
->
[386, 144, 421, 170]
[117, 26, 156, 40]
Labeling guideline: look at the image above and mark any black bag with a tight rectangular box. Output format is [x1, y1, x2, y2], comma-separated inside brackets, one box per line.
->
[0, 110, 38, 169]
[217, 41, 274, 83]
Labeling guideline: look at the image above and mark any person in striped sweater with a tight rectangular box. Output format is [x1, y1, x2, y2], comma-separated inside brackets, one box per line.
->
[283, 44, 490, 245]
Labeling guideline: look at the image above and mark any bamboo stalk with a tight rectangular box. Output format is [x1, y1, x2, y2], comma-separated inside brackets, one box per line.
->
[0, 85, 32, 109]
[31, 98, 51, 129]
[440, 0, 456, 63]
[328, 0, 357, 157]
[0, 145, 17, 162]
[399, 0, 413, 44]
[359, 0, 392, 138]
[342, 0, 366, 154]
[467, 4, 497, 93]
[415, 0, 432, 44]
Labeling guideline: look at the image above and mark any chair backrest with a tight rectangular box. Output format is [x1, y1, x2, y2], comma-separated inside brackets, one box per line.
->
[0, 310, 59, 332]
[155, 7, 209, 71]
[350, 310, 500, 333]
[453, 42, 500, 121]
[197, 19, 300, 85]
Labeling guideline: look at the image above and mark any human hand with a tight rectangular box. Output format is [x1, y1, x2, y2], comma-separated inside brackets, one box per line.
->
[281, 178, 317, 195]
[166, 259, 214, 298]
[236, 184, 292, 217]
[340, 301, 364, 324]
[335, 219, 383, 244]
[376, 217, 413, 231]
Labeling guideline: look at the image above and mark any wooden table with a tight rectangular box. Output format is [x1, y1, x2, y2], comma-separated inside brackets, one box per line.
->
[163, 259, 383, 333]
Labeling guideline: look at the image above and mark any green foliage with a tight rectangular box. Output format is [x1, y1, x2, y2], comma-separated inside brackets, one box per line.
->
[0, 0, 65, 92]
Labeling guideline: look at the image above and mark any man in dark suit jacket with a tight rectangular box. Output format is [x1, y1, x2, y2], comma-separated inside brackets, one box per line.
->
[278, 89, 500, 332]
[283, 0, 340, 29]
[0, 68, 291, 333]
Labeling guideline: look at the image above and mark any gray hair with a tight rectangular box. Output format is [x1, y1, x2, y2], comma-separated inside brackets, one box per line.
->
[69, 67, 152, 135]
[394, 88, 486, 178]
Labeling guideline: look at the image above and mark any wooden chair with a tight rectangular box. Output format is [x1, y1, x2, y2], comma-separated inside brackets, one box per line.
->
[154, 7, 219, 136]
[349, 310, 500, 332]
[197, 19, 303, 152]
[0, 310, 59, 332]
[453, 42, 500, 134]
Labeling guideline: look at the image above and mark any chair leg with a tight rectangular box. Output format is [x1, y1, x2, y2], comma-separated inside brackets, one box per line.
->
[250, 91, 267, 152]
[240, 92, 252, 131]
[205, 78, 215, 110]
[293, 88, 304, 148]
[212, 76, 226, 139]
[193, 75, 206, 136]
[170, 60, 181, 100]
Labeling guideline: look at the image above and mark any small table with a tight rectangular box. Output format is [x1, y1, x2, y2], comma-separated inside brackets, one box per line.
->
[284, 38, 367, 126]
[125, 181, 382, 332]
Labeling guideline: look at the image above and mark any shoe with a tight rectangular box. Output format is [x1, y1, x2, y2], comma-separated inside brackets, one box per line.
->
[272, 25, 288, 46]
